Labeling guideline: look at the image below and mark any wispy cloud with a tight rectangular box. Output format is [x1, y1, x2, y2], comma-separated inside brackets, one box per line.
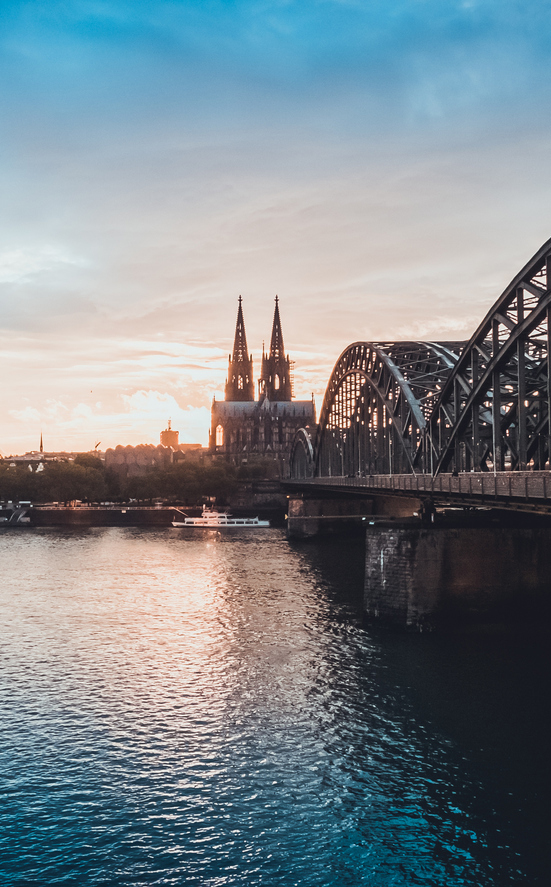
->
[0, 246, 88, 284]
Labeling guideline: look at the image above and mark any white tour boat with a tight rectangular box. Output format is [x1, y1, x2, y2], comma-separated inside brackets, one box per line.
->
[172, 506, 270, 528]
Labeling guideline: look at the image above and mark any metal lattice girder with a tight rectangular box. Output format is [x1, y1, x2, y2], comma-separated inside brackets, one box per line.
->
[428, 237, 551, 474]
[289, 427, 316, 478]
[290, 238, 551, 480]
[314, 341, 463, 477]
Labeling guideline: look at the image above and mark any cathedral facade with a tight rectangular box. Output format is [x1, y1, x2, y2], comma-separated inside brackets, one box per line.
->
[209, 297, 316, 473]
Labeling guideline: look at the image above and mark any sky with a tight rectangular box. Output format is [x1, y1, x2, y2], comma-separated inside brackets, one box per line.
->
[2, 0, 551, 454]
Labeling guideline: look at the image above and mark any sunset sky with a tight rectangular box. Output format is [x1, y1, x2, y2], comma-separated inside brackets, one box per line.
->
[2, 0, 551, 454]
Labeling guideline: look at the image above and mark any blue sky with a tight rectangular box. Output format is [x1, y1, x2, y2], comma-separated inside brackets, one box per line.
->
[2, 0, 551, 451]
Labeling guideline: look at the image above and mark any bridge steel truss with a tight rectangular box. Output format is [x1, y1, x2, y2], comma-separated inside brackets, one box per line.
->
[309, 341, 463, 478]
[291, 238, 551, 479]
[429, 239, 551, 474]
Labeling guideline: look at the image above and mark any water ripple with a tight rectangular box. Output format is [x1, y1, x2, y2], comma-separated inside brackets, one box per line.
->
[0, 528, 547, 885]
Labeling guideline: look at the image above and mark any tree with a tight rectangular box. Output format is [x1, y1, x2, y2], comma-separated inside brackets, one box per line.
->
[36, 463, 108, 503]
[74, 453, 104, 471]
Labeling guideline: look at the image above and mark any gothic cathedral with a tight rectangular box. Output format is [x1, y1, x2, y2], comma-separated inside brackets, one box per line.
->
[210, 297, 316, 474]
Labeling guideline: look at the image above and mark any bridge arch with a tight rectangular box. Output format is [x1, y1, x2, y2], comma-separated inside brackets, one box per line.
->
[289, 427, 315, 478]
[290, 238, 551, 481]
[311, 341, 461, 478]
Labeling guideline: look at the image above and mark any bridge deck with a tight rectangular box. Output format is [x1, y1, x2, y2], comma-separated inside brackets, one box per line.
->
[284, 472, 551, 513]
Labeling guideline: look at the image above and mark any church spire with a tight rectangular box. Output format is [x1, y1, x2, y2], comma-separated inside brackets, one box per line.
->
[225, 296, 254, 401]
[232, 296, 248, 365]
[259, 296, 293, 401]
[269, 295, 285, 361]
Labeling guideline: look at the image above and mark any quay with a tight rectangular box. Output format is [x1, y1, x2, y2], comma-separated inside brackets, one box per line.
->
[0, 504, 178, 528]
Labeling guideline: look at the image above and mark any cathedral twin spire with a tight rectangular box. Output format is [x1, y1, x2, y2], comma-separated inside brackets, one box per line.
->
[225, 296, 293, 402]
[259, 296, 292, 401]
[225, 296, 254, 401]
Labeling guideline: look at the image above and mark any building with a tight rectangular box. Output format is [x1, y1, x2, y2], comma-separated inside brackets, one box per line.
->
[105, 437, 206, 479]
[210, 297, 316, 473]
[159, 421, 205, 459]
[104, 444, 174, 478]
[5, 437, 104, 470]
[160, 419, 179, 449]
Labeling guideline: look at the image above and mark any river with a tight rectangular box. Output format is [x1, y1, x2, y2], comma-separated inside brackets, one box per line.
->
[0, 528, 548, 885]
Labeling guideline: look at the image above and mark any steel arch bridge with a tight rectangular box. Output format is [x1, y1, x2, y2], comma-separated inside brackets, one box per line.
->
[290, 238, 551, 480]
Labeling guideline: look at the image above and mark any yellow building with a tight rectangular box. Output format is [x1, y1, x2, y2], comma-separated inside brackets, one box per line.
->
[160, 420, 179, 449]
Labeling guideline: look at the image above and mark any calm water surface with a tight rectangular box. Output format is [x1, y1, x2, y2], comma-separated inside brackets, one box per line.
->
[0, 528, 548, 885]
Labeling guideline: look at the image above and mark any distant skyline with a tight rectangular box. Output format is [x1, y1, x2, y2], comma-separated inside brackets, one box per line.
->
[2, 1, 551, 454]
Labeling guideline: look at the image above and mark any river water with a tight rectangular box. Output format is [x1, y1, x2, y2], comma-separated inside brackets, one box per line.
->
[0, 528, 548, 885]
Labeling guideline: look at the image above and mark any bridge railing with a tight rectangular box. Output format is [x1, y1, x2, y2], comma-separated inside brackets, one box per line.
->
[285, 471, 551, 504]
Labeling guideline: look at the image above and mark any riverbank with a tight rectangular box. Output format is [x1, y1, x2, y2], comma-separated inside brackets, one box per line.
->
[1, 502, 286, 527]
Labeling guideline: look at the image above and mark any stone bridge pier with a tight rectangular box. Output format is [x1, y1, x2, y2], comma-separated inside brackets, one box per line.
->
[287, 493, 551, 628]
[364, 523, 551, 628]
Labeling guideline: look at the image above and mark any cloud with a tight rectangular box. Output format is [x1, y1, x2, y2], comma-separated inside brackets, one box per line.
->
[8, 406, 41, 423]
[0, 331, 226, 453]
[0, 246, 88, 284]
[394, 316, 481, 342]
[4, 382, 212, 455]
[3, 0, 551, 139]
[120, 390, 210, 443]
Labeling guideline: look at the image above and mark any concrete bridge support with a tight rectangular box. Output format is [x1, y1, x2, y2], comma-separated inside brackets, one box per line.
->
[364, 525, 551, 628]
[287, 493, 551, 627]
[286, 495, 373, 538]
[286, 493, 420, 538]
